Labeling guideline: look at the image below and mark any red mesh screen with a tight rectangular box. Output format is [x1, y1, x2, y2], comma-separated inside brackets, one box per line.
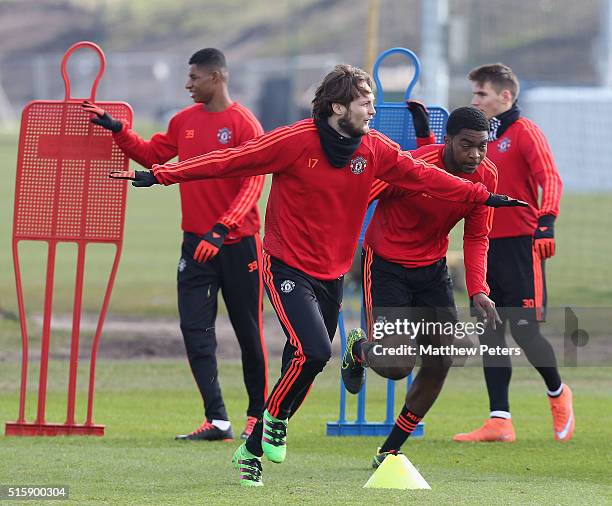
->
[14, 101, 132, 242]
[7, 42, 132, 437]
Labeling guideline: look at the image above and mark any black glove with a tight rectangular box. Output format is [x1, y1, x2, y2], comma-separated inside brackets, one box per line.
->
[407, 100, 430, 138]
[109, 170, 158, 187]
[485, 193, 529, 208]
[193, 223, 229, 263]
[82, 100, 123, 133]
[534, 214, 556, 259]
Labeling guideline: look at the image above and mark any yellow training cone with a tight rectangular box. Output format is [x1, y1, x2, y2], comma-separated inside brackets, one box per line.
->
[363, 454, 431, 490]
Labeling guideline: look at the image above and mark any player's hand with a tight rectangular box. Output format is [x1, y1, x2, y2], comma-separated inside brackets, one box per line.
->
[109, 170, 158, 187]
[82, 100, 123, 132]
[533, 214, 556, 259]
[193, 223, 229, 263]
[472, 292, 502, 330]
[406, 100, 430, 138]
[485, 193, 529, 208]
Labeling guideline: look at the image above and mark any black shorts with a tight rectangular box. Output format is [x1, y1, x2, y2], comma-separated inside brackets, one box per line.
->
[487, 235, 546, 321]
[362, 245, 457, 342]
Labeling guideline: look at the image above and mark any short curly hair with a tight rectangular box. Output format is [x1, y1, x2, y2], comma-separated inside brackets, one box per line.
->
[189, 48, 227, 70]
[446, 106, 489, 136]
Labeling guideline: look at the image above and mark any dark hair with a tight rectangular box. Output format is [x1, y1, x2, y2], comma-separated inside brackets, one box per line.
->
[311, 64, 373, 122]
[446, 106, 490, 136]
[189, 48, 227, 70]
[468, 63, 520, 100]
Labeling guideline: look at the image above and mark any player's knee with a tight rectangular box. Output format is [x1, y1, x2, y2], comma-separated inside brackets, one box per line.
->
[509, 319, 539, 344]
[305, 357, 329, 373]
[421, 355, 453, 376]
[304, 344, 332, 369]
[386, 366, 413, 380]
[181, 326, 216, 356]
[371, 364, 414, 380]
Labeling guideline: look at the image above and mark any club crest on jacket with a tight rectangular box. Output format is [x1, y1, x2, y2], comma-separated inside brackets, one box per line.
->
[217, 127, 232, 144]
[350, 156, 367, 174]
[497, 137, 511, 153]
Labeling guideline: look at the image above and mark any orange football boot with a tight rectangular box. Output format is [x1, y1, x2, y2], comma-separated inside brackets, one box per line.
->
[241, 416, 258, 440]
[549, 384, 575, 442]
[453, 418, 516, 442]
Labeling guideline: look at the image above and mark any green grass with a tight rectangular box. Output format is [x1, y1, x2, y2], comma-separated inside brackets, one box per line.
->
[1, 130, 611, 316]
[0, 359, 610, 504]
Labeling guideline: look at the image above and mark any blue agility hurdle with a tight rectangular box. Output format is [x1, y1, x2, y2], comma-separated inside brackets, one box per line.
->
[326, 48, 449, 436]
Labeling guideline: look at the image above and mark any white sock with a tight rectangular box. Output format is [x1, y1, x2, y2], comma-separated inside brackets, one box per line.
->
[490, 410, 511, 419]
[212, 419, 231, 431]
[547, 383, 564, 397]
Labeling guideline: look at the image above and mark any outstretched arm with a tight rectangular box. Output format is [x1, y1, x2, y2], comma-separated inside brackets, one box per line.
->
[82, 101, 178, 168]
[372, 132, 526, 207]
[155, 123, 304, 184]
[109, 123, 305, 186]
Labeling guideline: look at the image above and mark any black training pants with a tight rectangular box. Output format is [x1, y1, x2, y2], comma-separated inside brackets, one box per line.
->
[178, 232, 268, 421]
[261, 253, 343, 420]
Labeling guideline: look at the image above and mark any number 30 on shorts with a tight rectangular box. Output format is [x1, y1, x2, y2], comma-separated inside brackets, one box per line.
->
[522, 298, 535, 308]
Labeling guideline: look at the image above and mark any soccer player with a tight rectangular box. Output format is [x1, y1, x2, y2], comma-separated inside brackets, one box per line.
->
[82, 48, 268, 442]
[109, 64, 526, 486]
[452, 63, 573, 442]
[340, 106, 501, 467]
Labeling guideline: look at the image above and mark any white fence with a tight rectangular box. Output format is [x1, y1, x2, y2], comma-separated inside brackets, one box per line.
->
[523, 87, 612, 192]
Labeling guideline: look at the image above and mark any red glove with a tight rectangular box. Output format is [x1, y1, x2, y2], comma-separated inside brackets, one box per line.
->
[533, 215, 556, 259]
[194, 224, 229, 263]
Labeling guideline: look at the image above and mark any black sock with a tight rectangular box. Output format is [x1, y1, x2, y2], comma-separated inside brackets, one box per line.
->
[245, 418, 263, 457]
[537, 367, 562, 393]
[484, 366, 512, 413]
[379, 406, 423, 453]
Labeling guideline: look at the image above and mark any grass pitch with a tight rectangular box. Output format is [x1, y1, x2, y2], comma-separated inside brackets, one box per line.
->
[1, 358, 610, 505]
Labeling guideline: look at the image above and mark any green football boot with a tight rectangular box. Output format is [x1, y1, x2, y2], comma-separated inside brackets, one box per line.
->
[232, 442, 249, 469]
[341, 328, 367, 394]
[232, 443, 263, 487]
[372, 447, 402, 469]
[261, 410, 288, 463]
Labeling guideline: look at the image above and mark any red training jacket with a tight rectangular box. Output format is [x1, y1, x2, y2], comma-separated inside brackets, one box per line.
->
[485, 117, 562, 239]
[153, 119, 491, 280]
[113, 102, 264, 241]
[365, 144, 498, 296]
